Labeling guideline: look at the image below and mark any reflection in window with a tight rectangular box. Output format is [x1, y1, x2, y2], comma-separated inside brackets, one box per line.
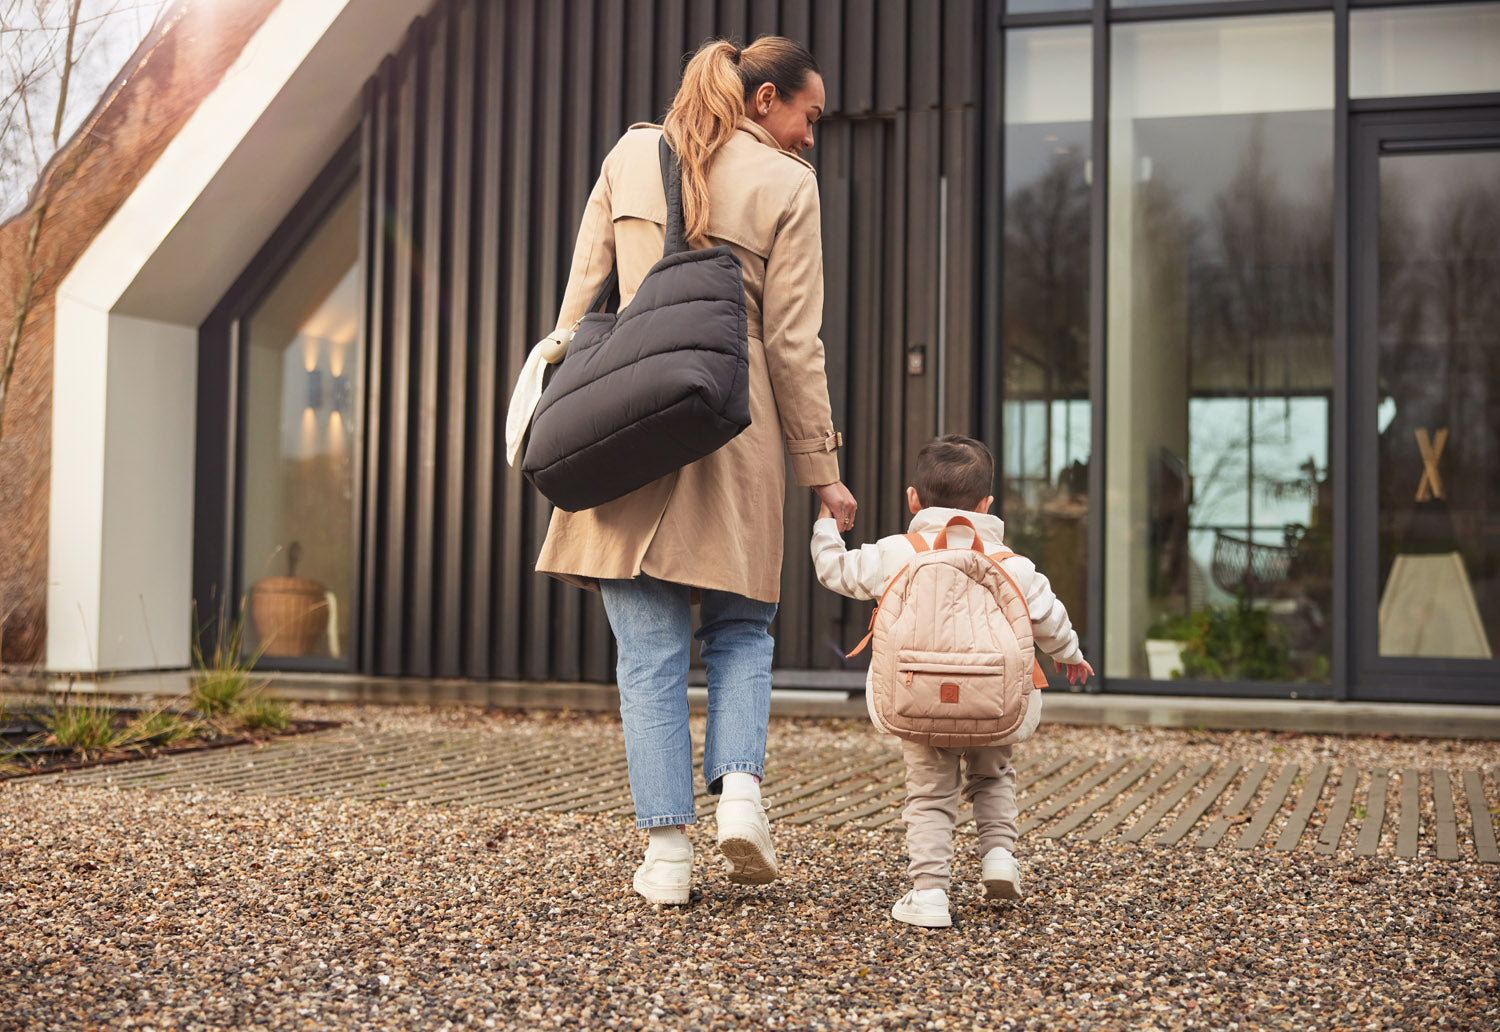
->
[1106, 14, 1334, 683]
[1376, 150, 1500, 659]
[1003, 26, 1092, 656]
[240, 186, 361, 664]
[1351, 3, 1500, 99]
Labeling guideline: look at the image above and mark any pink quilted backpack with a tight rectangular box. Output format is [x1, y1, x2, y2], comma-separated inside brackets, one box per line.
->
[848, 515, 1046, 748]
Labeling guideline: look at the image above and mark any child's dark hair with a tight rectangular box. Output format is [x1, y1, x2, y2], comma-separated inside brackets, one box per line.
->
[913, 434, 994, 510]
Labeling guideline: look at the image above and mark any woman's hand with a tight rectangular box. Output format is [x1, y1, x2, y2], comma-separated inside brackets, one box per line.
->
[814, 481, 858, 531]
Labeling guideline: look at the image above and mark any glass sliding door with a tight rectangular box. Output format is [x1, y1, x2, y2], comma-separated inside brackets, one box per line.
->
[1352, 113, 1500, 702]
[1002, 25, 1093, 666]
[1104, 14, 1336, 686]
[239, 186, 362, 666]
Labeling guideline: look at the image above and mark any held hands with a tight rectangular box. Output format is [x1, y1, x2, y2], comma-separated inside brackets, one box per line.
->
[814, 481, 858, 532]
[1060, 659, 1095, 685]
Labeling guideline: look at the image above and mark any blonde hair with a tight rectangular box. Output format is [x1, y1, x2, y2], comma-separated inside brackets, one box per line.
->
[662, 36, 819, 247]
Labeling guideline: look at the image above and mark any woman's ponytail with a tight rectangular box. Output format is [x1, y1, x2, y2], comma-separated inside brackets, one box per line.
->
[663, 36, 819, 248]
[662, 40, 744, 248]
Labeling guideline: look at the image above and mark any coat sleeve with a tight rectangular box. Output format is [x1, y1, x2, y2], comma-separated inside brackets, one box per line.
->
[1004, 554, 1085, 666]
[552, 150, 617, 335]
[810, 519, 887, 601]
[762, 170, 843, 487]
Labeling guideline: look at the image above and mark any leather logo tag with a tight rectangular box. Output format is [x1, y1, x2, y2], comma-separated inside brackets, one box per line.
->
[940, 683, 960, 704]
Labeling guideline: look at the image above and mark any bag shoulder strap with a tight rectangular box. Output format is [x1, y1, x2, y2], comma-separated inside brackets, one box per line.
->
[659, 135, 688, 256]
[581, 134, 683, 317]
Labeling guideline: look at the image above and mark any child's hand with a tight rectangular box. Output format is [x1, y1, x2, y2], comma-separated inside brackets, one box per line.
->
[818, 502, 833, 521]
[1061, 659, 1094, 685]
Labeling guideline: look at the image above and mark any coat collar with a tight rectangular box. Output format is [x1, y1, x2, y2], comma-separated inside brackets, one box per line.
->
[636, 119, 815, 173]
[907, 507, 1009, 550]
[738, 118, 816, 172]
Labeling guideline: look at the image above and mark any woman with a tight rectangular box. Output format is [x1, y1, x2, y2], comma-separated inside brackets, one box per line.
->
[534, 36, 858, 904]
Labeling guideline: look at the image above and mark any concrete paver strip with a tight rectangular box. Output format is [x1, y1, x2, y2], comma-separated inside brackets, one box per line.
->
[1464, 770, 1499, 863]
[765, 752, 903, 815]
[1397, 767, 1421, 858]
[785, 775, 903, 826]
[417, 741, 590, 807]
[1018, 755, 1134, 835]
[379, 743, 588, 802]
[1433, 769, 1460, 860]
[1274, 763, 1331, 852]
[1193, 761, 1270, 850]
[1356, 768, 1389, 856]
[1040, 756, 1156, 838]
[1153, 762, 1241, 846]
[1316, 766, 1359, 854]
[1232, 762, 1302, 850]
[1076, 759, 1190, 842]
[770, 755, 905, 820]
[1120, 761, 1218, 844]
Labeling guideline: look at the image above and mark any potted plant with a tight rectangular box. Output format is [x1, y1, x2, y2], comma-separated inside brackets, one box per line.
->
[1147, 596, 1294, 682]
[1143, 612, 1196, 680]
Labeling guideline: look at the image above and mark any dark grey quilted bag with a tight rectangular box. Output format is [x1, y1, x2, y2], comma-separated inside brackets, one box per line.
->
[522, 137, 751, 512]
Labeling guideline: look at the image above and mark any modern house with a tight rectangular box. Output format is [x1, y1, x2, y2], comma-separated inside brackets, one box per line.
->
[2, 0, 1496, 706]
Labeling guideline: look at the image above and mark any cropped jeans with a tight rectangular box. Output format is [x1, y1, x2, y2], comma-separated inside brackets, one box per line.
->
[599, 574, 778, 829]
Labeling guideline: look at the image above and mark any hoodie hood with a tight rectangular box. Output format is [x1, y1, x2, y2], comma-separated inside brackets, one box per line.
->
[906, 507, 1009, 552]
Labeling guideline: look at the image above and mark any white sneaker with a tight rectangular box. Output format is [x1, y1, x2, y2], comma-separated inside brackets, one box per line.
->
[715, 796, 779, 884]
[980, 846, 1023, 900]
[633, 844, 692, 905]
[891, 888, 952, 928]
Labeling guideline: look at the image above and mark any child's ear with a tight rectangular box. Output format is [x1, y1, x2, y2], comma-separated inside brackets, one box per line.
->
[907, 486, 922, 515]
[978, 495, 994, 514]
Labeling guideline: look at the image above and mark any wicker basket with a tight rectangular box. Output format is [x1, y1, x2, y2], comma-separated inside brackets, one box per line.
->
[250, 577, 330, 657]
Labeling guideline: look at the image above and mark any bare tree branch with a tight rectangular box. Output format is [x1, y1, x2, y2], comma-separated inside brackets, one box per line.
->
[0, 0, 170, 445]
[51, 0, 85, 147]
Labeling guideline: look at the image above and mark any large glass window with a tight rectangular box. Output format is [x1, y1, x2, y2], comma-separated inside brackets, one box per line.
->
[1374, 148, 1500, 659]
[1003, 26, 1092, 658]
[240, 186, 361, 664]
[1351, 3, 1500, 99]
[1106, 14, 1335, 684]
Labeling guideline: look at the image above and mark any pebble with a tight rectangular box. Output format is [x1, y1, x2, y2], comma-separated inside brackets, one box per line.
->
[1, 705, 1497, 1030]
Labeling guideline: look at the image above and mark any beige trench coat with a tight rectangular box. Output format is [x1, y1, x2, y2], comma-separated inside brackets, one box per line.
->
[534, 121, 843, 603]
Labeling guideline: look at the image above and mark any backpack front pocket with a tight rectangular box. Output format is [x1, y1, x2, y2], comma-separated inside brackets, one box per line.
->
[893, 649, 1008, 721]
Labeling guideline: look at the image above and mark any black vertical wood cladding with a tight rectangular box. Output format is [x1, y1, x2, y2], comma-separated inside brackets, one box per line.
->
[357, 0, 991, 681]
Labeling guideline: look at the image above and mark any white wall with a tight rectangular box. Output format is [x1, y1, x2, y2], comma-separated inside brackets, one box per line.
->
[96, 316, 198, 669]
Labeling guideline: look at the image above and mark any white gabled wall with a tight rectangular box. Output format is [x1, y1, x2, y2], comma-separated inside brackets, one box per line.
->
[48, 0, 430, 672]
[96, 316, 199, 669]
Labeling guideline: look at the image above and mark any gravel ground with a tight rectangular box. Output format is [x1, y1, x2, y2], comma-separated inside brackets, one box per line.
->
[3, 707, 1499, 1031]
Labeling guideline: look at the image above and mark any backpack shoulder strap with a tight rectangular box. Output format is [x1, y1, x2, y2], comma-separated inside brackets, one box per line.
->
[905, 532, 929, 553]
[979, 550, 1050, 690]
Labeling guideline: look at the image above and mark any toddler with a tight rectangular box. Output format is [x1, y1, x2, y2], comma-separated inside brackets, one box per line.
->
[811, 434, 1092, 927]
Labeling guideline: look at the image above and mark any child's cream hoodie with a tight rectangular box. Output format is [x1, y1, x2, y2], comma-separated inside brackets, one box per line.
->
[811, 506, 1085, 667]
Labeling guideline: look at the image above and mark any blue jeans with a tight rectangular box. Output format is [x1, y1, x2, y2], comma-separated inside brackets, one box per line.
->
[599, 574, 778, 828]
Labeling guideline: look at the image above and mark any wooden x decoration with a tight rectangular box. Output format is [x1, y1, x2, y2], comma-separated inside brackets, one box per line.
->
[1415, 427, 1448, 502]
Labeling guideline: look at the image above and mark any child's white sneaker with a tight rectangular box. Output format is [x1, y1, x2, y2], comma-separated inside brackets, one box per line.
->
[891, 888, 952, 928]
[715, 796, 779, 884]
[980, 846, 1023, 900]
[633, 839, 692, 905]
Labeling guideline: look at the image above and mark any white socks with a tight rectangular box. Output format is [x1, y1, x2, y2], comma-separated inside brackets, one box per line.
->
[720, 771, 761, 802]
[646, 825, 690, 859]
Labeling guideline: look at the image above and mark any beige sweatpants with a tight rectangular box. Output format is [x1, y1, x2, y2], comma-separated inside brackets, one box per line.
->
[899, 741, 1018, 891]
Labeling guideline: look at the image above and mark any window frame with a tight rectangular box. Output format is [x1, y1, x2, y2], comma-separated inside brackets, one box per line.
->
[194, 133, 364, 674]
